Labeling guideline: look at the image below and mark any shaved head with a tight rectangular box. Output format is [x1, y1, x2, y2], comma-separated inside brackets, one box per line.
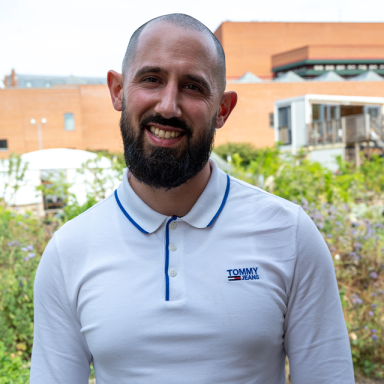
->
[122, 13, 226, 93]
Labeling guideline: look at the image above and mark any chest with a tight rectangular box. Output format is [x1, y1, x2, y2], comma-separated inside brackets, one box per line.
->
[76, 221, 295, 370]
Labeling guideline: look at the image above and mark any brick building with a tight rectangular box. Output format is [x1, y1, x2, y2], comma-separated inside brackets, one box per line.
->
[1, 22, 384, 159]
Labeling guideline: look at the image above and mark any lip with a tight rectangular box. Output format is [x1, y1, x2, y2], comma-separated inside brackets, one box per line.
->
[146, 123, 185, 133]
[145, 128, 185, 147]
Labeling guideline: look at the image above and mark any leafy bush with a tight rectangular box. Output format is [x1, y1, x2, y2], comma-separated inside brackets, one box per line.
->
[0, 207, 46, 361]
[1, 147, 384, 379]
[0, 342, 30, 384]
[300, 200, 384, 378]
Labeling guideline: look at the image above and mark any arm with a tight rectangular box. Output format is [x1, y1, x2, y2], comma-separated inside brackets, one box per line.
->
[30, 236, 92, 383]
[284, 208, 354, 384]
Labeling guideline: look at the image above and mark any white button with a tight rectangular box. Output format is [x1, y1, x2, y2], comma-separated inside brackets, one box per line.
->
[169, 244, 177, 252]
[169, 269, 177, 277]
[170, 222, 177, 230]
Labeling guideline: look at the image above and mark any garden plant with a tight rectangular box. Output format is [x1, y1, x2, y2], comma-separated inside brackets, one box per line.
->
[0, 145, 384, 381]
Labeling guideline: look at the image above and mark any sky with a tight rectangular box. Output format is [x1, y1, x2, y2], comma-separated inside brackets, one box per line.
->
[2, 0, 384, 80]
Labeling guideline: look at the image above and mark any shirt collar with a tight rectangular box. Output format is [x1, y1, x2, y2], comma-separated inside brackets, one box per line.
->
[115, 159, 230, 234]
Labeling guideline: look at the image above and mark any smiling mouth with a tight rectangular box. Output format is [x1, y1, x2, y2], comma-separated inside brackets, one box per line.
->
[148, 126, 184, 140]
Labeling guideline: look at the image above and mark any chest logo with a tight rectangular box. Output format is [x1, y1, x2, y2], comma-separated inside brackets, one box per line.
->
[227, 268, 259, 281]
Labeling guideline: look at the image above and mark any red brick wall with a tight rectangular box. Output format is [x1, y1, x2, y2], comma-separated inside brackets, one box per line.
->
[2, 81, 384, 159]
[215, 22, 384, 78]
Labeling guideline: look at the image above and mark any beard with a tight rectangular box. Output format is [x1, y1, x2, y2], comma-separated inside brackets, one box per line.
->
[120, 105, 216, 190]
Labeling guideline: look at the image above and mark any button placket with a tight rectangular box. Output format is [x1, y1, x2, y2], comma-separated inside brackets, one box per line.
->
[167, 220, 183, 301]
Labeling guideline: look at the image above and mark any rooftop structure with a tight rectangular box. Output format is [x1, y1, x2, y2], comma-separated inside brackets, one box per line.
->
[3, 69, 107, 88]
[214, 22, 384, 80]
[271, 45, 384, 79]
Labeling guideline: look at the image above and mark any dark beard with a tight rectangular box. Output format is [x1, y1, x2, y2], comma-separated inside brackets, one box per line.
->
[120, 107, 216, 190]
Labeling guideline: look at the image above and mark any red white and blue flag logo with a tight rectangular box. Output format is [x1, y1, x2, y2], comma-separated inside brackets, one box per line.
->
[227, 267, 259, 281]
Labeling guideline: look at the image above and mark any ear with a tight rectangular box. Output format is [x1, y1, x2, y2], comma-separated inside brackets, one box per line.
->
[107, 70, 124, 112]
[215, 91, 238, 129]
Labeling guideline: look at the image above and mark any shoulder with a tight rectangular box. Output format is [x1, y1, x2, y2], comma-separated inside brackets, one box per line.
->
[53, 193, 117, 253]
[228, 175, 301, 223]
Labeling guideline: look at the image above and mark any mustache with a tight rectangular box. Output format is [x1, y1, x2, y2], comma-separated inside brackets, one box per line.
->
[139, 114, 193, 136]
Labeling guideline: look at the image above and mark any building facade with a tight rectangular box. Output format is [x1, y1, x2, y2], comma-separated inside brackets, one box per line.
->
[1, 21, 384, 160]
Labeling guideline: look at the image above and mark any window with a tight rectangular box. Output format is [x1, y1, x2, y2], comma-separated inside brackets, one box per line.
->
[278, 106, 291, 145]
[358, 64, 367, 70]
[314, 65, 324, 71]
[269, 113, 274, 128]
[365, 106, 380, 119]
[325, 65, 335, 71]
[64, 113, 75, 131]
[348, 65, 357, 70]
[0, 140, 8, 151]
[45, 82, 51, 88]
[26, 81, 32, 88]
[369, 64, 378, 70]
[336, 65, 345, 70]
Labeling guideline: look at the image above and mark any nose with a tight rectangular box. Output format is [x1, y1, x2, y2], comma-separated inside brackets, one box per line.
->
[154, 82, 182, 119]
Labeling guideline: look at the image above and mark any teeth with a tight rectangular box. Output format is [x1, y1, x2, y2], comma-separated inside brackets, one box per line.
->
[149, 126, 182, 140]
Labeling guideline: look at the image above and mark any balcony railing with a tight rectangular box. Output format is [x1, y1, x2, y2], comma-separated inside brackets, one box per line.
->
[307, 119, 342, 145]
[307, 114, 384, 146]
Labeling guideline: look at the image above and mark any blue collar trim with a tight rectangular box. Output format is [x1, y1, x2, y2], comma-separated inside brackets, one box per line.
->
[114, 189, 149, 234]
[206, 174, 230, 227]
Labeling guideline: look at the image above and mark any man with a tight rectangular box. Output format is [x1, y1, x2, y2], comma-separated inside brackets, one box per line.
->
[31, 14, 354, 383]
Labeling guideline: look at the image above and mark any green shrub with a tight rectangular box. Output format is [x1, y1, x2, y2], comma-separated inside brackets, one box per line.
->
[0, 342, 30, 384]
[0, 207, 45, 360]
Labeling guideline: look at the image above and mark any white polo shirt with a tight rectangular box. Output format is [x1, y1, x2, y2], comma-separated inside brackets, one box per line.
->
[31, 159, 354, 384]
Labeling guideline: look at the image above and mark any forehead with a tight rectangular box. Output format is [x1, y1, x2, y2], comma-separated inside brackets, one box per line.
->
[129, 22, 218, 81]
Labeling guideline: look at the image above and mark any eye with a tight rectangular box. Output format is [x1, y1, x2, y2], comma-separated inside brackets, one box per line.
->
[185, 84, 201, 92]
[143, 77, 158, 83]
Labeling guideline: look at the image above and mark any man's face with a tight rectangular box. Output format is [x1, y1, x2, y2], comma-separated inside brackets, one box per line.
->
[120, 22, 223, 189]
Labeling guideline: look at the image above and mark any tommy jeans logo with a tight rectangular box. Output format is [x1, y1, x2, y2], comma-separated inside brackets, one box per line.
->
[227, 268, 259, 281]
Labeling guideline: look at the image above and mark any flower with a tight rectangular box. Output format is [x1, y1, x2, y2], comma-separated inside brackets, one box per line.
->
[370, 272, 378, 279]
[23, 257, 29, 261]
[369, 311, 374, 316]
[27, 245, 34, 251]
[355, 242, 362, 249]
[372, 304, 377, 308]
[372, 335, 378, 341]
[28, 253, 36, 258]
[371, 329, 377, 333]
[21, 247, 27, 252]
[364, 326, 369, 330]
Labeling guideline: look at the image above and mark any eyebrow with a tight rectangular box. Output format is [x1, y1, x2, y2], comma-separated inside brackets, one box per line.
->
[133, 66, 212, 93]
[133, 66, 165, 78]
[186, 74, 212, 93]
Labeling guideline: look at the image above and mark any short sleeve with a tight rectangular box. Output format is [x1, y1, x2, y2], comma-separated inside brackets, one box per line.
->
[284, 208, 354, 383]
[30, 236, 92, 383]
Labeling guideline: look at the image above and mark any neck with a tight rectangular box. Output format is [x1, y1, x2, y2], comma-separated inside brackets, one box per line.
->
[128, 162, 212, 217]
